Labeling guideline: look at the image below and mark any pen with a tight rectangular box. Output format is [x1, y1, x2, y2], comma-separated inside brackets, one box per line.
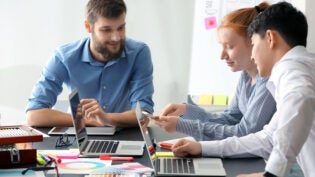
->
[46, 153, 62, 163]
[99, 155, 134, 161]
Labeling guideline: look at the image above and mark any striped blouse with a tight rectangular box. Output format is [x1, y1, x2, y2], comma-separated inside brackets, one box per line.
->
[177, 71, 276, 141]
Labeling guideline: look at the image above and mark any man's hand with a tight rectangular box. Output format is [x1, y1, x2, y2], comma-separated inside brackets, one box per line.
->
[80, 99, 107, 126]
[172, 138, 202, 157]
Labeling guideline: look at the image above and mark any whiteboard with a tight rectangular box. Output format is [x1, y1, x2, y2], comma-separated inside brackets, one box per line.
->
[188, 0, 291, 97]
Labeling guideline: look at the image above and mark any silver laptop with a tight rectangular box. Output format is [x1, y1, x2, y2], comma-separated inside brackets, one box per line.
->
[69, 88, 144, 157]
[135, 101, 226, 176]
[48, 126, 116, 136]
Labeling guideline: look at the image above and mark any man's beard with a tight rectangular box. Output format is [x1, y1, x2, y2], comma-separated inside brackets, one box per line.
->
[91, 32, 125, 61]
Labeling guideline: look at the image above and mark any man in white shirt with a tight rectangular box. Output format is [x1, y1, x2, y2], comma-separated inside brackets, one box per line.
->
[171, 2, 315, 177]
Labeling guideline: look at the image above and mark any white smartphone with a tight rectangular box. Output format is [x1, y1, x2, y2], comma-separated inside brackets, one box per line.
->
[141, 111, 155, 119]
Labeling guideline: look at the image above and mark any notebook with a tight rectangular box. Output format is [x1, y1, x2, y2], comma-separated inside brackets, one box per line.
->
[135, 101, 226, 176]
[69, 88, 144, 157]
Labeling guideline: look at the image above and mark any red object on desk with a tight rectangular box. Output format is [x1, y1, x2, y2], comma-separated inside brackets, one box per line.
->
[148, 145, 154, 154]
[160, 142, 173, 150]
[100, 155, 134, 161]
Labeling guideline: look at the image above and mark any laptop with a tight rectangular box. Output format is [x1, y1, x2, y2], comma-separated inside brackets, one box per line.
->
[69, 88, 144, 157]
[135, 101, 226, 176]
[48, 126, 116, 136]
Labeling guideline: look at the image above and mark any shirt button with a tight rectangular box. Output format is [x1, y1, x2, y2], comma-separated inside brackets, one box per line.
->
[103, 105, 106, 109]
[103, 86, 106, 90]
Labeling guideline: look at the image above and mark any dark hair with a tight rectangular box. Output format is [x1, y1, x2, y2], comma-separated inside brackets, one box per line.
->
[248, 1, 308, 47]
[86, 0, 127, 24]
[219, 2, 269, 38]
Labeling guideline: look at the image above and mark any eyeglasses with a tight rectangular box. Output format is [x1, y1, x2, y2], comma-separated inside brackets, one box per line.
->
[55, 133, 76, 148]
[22, 160, 59, 177]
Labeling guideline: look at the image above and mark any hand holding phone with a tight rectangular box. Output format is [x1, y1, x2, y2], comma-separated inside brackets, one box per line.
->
[142, 111, 159, 120]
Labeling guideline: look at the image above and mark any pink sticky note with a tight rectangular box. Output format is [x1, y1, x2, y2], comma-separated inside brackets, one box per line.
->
[204, 16, 217, 30]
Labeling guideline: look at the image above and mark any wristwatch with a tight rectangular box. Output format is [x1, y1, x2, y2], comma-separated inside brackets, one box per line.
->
[263, 171, 277, 177]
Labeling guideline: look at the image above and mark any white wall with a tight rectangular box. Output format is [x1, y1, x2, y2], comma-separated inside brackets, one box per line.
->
[0, 0, 194, 125]
[0, 0, 314, 125]
[125, 0, 194, 113]
[305, 0, 315, 53]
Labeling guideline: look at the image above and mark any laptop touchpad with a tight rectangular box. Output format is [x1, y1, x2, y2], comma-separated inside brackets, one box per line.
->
[121, 145, 141, 150]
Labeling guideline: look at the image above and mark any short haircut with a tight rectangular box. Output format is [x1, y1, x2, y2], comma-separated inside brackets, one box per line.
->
[247, 1, 308, 47]
[85, 0, 127, 24]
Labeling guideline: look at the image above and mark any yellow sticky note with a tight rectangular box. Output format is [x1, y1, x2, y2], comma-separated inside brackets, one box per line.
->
[213, 95, 228, 105]
[155, 151, 174, 157]
[199, 94, 213, 105]
[228, 95, 233, 105]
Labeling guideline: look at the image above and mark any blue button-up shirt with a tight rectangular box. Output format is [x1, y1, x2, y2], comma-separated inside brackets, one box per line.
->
[26, 37, 154, 114]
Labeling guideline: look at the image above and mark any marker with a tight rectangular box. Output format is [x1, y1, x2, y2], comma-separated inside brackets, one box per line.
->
[155, 151, 174, 157]
[149, 145, 154, 153]
[160, 142, 173, 150]
[40, 153, 51, 163]
[100, 155, 134, 161]
[46, 153, 62, 163]
[36, 153, 46, 165]
[57, 152, 80, 159]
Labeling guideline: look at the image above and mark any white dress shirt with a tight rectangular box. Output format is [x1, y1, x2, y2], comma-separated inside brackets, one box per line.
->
[200, 46, 315, 177]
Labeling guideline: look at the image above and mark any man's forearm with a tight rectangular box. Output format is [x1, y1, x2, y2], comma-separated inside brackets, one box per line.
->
[106, 110, 138, 127]
[26, 108, 73, 127]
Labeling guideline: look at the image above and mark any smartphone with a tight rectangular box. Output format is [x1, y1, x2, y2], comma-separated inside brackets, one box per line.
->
[141, 111, 155, 119]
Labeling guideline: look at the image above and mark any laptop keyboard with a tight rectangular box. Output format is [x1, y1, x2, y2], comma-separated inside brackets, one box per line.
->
[156, 158, 195, 174]
[84, 140, 119, 153]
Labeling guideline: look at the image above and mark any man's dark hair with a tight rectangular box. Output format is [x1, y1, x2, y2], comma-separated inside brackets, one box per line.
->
[86, 0, 127, 24]
[248, 1, 308, 47]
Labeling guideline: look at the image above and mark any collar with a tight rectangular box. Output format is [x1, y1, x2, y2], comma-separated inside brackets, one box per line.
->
[81, 38, 126, 66]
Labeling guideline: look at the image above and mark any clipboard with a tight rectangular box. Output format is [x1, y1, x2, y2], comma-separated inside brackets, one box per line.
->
[0, 125, 43, 144]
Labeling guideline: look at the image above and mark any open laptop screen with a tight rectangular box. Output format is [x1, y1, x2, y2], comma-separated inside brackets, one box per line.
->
[69, 88, 88, 151]
[135, 102, 156, 165]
